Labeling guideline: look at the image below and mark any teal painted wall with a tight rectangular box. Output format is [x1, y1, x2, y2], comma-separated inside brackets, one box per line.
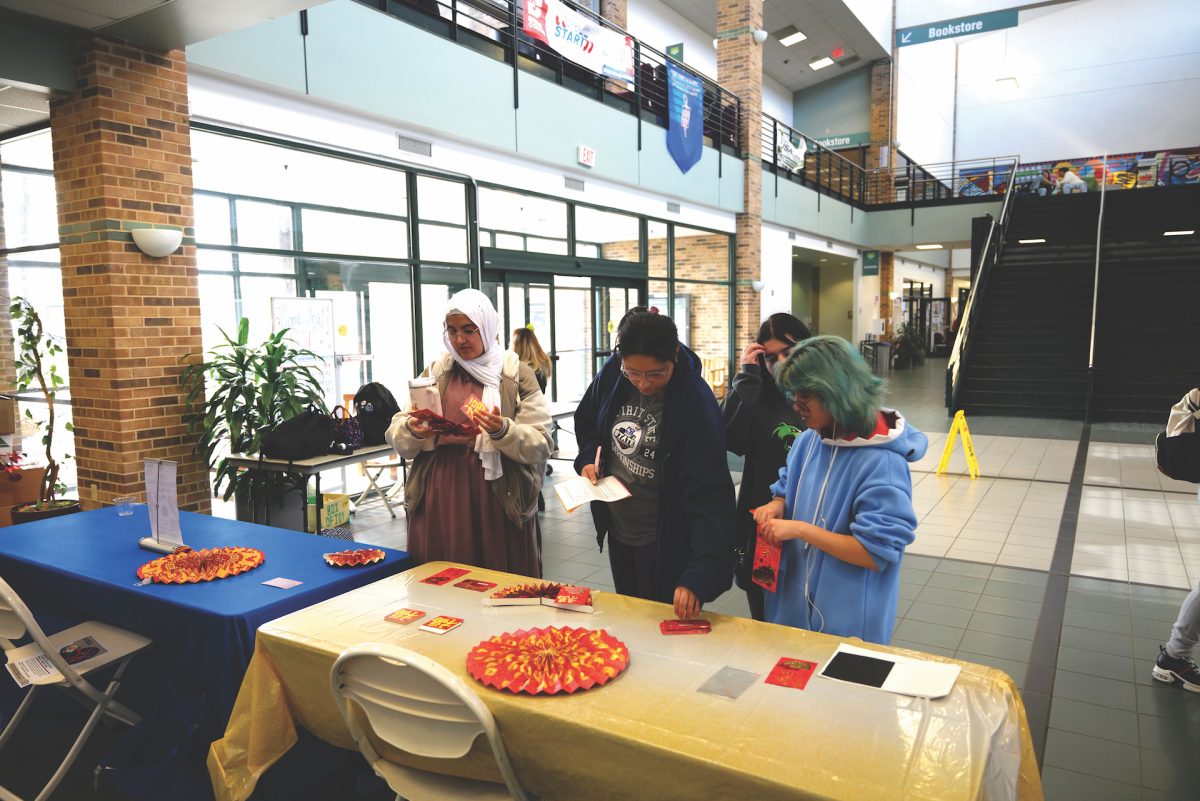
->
[186, 13, 306, 95]
[187, 0, 740, 211]
[0, 12, 75, 93]
[791, 69, 870, 139]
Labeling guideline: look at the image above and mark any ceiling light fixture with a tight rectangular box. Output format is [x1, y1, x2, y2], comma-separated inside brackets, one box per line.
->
[809, 57, 834, 70]
[774, 25, 808, 47]
[1018, 238, 1046, 244]
[915, 243, 943, 250]
[1164, 230, 1195, 236]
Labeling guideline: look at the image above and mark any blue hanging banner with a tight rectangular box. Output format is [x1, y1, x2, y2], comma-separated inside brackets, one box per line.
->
[666, 62, 703, 174]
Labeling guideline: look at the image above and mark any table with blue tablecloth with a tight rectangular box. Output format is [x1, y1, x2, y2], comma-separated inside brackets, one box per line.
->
[0, 507, 409, 730]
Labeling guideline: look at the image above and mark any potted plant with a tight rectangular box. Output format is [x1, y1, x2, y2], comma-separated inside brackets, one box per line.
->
[891, 322, 927, 370]
[8, 297, 80, 523]
[181, 318, 327, 528]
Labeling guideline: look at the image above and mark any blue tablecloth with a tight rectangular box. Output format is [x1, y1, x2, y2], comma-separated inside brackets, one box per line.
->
[0, 507, 408, 729]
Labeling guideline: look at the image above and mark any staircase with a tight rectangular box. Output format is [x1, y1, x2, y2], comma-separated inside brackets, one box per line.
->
[956, 193, 1097, 418]
[1091, 186, 1200, 421]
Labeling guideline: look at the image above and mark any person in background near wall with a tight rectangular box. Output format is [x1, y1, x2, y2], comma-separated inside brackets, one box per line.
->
[574, 307, 736, 619]
[1054, 166, 1087, 194]
[752, 336, 926, 644]
[721, 312, 811, 620]
[511, 325, 555, 511]
[387, 289, 552, 577]
[511, 326, 552, 394]
[1037, 168, 1057, 196]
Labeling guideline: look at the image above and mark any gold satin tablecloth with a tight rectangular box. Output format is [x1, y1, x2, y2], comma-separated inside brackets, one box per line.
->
[209, 561, 1043, 801]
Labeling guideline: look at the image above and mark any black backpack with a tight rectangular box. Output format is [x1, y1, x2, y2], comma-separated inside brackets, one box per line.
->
[1156, 431, 1200, 483]
[261, 408, 338, 461]
[353, 382, 401, 445]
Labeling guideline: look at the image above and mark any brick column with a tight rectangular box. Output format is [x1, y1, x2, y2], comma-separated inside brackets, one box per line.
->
[599, 0, 626, 29]
[867, 58, 895, 202]
[879, 250, 895, 337]
[49, 38, 210, 513]
[716, 0, 763, 349]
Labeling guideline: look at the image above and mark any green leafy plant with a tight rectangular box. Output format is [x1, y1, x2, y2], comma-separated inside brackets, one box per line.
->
[891, 322, 927, 369]
[9, 297, 73, 508]
[181, 318, 327, 501]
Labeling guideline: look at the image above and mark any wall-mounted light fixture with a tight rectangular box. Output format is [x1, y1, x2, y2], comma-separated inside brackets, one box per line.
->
[751, 280, 766, 292]
[131, 227, 183, 258]
[752, 29, 768, 45]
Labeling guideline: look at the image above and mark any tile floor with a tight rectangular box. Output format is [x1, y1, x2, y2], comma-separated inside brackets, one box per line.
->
[254, 357, 1200, 801]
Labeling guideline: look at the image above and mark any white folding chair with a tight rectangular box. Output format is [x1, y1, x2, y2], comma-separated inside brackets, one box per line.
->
[352, 456, 406, 519]
[0, 576, 151, 801]
[330, 643, 530, 801]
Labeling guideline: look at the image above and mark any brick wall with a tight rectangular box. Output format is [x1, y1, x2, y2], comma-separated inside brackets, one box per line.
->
[879, 250, 894, 337]
[599, 0, 627, 29]
[716, 0, 763, 350]
[48, 38, 209, 512]
[867, 58, 896, 202]
[602, 233, 731, 362]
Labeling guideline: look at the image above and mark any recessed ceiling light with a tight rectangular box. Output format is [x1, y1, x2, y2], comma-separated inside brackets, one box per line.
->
[915, 243, 943, 250]
[809, 57, 834, 70]
[819, 258, 828, 262]
[1018, 238, 1046, 244]
[1164, 230, 1195, 236]
[774, 26, 808, 47]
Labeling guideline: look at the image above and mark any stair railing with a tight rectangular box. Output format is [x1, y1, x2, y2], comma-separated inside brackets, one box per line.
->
[1084, 152, 1109, 422]
[946, 155, 1020, 413]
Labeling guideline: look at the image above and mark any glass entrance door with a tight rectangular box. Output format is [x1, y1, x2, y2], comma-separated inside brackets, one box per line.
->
[481, 268, 644, 404]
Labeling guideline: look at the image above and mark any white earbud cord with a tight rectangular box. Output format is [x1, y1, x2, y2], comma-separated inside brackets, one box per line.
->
[787, 428, 839, 633]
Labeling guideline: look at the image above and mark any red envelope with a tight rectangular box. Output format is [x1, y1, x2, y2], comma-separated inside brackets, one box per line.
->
[421, 567, 470, 586]
[751, 532, 782, 593]
[765, 657, 818, 690]
[454, 578, 498, 592]
[660, 619, 712, 635]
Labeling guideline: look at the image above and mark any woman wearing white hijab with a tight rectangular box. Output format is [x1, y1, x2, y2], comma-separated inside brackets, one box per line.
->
[386, 289, 553, 576]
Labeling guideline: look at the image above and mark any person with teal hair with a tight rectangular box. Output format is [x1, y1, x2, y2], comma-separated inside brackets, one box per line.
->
[752, 335, 926, 644]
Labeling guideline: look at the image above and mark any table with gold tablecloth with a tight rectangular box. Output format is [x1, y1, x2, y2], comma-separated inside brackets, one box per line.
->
[209, 561, 1043, 801]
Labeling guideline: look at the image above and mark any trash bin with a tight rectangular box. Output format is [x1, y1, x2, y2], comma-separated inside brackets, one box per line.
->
[863, 341, 891, 376]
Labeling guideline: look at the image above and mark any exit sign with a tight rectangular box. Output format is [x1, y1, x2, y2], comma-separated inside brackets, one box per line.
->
[577, 145, 596, 168]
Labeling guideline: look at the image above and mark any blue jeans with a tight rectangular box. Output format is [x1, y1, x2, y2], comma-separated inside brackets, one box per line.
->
[1167, 581, 1200, 659]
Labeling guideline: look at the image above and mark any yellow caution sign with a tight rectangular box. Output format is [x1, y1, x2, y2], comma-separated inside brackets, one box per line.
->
[936, 410, 980, 479]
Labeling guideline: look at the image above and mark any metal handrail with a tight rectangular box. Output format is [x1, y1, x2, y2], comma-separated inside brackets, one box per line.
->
[945, 155, 1020, 412]
[356, 0, 744, 153]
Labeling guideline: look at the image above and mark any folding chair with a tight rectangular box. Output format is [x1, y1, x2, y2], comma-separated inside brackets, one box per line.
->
[352, 455, 406, 519]
[331, 643, 530, 801]
[0, 576, 151, 801]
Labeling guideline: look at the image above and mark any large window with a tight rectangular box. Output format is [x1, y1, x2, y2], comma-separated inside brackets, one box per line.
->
[0, 129, 74, 491]
[191, 128, 475, 404]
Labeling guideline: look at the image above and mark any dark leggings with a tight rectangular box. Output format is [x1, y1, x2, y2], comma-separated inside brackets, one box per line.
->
[607, 538, 661, 602]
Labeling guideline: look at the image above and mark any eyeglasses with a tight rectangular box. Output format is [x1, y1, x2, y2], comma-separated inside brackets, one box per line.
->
[445, 324, 480, 339]
[620, 365, 671, 382]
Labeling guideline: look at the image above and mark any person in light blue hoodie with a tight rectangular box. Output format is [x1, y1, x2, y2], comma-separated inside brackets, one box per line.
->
[752, 336, 926, 644]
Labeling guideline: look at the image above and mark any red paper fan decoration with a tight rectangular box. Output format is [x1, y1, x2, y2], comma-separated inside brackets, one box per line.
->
[323, 548, 386, 567]
[465, 626, 629, 695]
[136, 546, 264, 584]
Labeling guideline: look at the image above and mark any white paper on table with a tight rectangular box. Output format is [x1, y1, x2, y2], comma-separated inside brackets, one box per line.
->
[6, 654, 55, 687]
[818, 643, 961, 699]
[554, 475, 631, 513]
[144, 458, 183, 547]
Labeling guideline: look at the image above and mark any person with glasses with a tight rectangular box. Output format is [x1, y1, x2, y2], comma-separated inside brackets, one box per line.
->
[574, 307, 736, 619]
[751, 336, 925, 644]
[387, 288, 552, 577]
[721, 312, 811, 620]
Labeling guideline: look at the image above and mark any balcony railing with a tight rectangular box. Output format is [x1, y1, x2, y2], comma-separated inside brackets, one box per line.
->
[761, 115, 1018, 208]
[357, 0, 742, 154]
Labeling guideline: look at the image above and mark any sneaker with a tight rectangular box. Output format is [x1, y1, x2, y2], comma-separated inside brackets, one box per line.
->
[1152, 645, 1200, 693]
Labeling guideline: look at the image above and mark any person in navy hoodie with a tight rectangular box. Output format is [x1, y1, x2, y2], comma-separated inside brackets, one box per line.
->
[753, 335, 925, 644]
[575, 307, 736, 619]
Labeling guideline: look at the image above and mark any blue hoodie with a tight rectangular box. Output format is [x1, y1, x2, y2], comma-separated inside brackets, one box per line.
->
[764, 410, 926, 644]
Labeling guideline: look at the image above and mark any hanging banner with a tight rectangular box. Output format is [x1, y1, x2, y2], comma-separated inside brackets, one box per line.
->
[666, 61, 704, 174]
[523, 0, 635, 86]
